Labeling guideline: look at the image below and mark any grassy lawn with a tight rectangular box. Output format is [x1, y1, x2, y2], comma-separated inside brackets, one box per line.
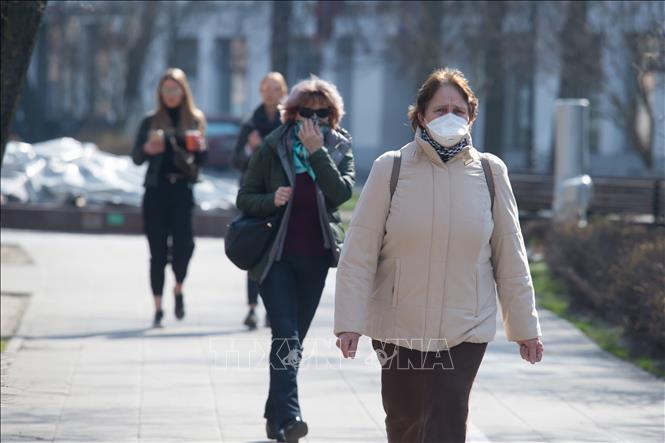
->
[340, 187, 361, 232]
[1, 338, 7, 353]
[530, 261, 664, 378]
[340, 187, 361, 213]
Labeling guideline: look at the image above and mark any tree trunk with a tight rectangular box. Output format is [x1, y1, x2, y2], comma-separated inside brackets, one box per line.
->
[559, 1, 593, 98]
[414, 1, 443, 85]
[271, 1, 291, 78]
[120, 1, 159, 134]
[1, 0, 47, 164]
[481, 1, 506, 157]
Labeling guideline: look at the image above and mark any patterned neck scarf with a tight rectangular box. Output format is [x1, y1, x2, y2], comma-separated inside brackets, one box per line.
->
[420, 126, 469, 163]
[292, 126, 317, 180]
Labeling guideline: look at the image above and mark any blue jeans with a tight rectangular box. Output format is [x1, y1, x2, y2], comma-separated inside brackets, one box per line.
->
[259, 254, 330, 429]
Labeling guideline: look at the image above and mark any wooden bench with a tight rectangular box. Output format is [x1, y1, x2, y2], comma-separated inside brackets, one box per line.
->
[508, 174, 665, 223]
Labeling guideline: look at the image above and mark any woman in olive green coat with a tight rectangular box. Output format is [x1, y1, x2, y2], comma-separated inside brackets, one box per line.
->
[236, 75, 355, 442]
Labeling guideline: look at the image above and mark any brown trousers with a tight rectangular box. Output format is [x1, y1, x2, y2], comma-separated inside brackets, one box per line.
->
[372, 340, 488, 443]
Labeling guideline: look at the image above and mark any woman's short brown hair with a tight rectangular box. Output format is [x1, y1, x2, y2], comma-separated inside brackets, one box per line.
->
[407, 68, 479, 131]
[280, 75, 345, 129]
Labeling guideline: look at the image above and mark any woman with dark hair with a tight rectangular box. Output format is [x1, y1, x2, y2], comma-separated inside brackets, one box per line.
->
[237, 75, 355, 442]
[335, 68, 544, 443]
[132, 67, 207, 328]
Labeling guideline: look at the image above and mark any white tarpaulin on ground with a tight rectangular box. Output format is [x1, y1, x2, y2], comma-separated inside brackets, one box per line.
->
[1, 138, 238, 211]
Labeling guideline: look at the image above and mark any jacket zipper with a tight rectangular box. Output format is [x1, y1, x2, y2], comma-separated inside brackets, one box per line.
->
[423, 163, 435, 341]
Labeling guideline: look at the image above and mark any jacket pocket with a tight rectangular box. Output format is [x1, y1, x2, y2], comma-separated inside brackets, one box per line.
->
[392, 259, 401, 307]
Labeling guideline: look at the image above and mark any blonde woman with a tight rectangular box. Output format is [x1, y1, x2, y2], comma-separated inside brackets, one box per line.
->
[236, 76, 355, 442]
[132, 68, 207, 328]
[233, 71, 288, 330]
[335, 68, 543, 442]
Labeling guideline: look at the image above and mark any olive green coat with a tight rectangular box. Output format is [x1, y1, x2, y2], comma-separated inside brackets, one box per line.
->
[236, 122, 355, 283]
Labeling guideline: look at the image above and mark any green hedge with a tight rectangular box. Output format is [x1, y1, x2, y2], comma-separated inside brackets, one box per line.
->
[543, 218, 665, 359]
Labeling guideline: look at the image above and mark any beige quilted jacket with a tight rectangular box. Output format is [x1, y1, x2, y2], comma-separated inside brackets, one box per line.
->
[334, 130, 542, 352]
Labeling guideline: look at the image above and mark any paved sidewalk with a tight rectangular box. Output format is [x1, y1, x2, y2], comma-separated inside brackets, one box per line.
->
[1, 229, 663, 442]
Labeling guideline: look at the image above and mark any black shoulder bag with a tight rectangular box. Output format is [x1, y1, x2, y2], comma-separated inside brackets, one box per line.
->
[224, 210, 282, 270]
[169, 134, 200, 181]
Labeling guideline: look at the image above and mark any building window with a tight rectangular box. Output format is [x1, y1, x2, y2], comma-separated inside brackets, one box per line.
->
[334, 36, 354, 133]
[215, 39, 230, 114]
[173, 38, 198, 95]
[500, 32, 534, 168]
[288, 37, 321, 84]
[216, 38, 247, 116]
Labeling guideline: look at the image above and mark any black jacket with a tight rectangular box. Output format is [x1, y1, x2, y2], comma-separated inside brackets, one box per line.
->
[132, 113, 207, 187]
[232, 104, 281, 173]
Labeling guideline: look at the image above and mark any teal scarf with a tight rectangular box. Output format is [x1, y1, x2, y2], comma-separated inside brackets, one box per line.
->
[292, 122, 328, 180]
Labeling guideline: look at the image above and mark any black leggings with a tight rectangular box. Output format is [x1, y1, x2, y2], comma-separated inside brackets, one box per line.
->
[142, 181, 195, 296]
[247, 274, 259, 305]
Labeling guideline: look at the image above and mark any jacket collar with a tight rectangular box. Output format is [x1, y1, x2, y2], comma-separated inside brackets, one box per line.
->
[264, 122, 352, 186]
[414, 127, 476, 167]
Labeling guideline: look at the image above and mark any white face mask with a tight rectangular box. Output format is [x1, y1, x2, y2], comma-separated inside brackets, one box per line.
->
[426, 113, 469, 147]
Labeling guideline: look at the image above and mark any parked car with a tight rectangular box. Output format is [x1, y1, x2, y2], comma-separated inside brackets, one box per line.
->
[205, 115, 242, 169]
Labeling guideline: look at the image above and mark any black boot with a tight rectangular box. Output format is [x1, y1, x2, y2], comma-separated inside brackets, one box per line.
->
[266, 422, 285, 441]
[152, 309, 164, 328]
[282, 416, 308, 443]
[243, 308, 258, 330]
[174, 294, 185, 320]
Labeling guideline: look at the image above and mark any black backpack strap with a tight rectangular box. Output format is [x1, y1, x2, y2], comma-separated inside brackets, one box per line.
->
[390, 150, 402, 200]
[480, 154, 495, 212]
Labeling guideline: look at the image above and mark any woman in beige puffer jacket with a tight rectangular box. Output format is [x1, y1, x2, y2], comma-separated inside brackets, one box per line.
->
[334, 68, 543, 443]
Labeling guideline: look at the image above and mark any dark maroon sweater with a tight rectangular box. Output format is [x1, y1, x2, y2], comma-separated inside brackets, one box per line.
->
[283, 173, 329, 257]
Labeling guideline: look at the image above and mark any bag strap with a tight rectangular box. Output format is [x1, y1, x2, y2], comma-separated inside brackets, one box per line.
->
[389, 150, 402, 200]
[480, 154, 495, 212]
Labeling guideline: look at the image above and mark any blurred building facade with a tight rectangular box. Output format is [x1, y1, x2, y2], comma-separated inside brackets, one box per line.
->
[13, 0, 665, 178]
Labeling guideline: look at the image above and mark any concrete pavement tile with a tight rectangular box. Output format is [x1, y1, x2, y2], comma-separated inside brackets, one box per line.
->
[64, 392, 139, 410]
[54, 409, 139, 442]
[469, 384, 541, 441]
[68, 376, 140, 393]
[138, 428, 221, 443]
[139, 410, 223, 441]
[141, 393, 217, 409]
[0, 423, 57, 442]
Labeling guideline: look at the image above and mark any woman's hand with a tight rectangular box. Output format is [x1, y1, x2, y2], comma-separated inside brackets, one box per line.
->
[336, 332, 361, 359]
[143, 140, 165, 155]
[298, 118, 324, 154]
[516, 338, 543, 364]
[196, 134, 206, 151]
[247, 129, 262, 151]
[274, 186, 292, 207]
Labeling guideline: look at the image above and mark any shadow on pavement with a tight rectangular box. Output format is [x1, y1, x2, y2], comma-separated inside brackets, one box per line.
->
[17, 327, 250, 341]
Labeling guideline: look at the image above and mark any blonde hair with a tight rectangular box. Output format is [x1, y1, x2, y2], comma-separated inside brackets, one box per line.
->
[152, 67, 206, 133]
[261, 71, 288, 96]
[407, 68, 479, 131]
[280, 75, 345, 129]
